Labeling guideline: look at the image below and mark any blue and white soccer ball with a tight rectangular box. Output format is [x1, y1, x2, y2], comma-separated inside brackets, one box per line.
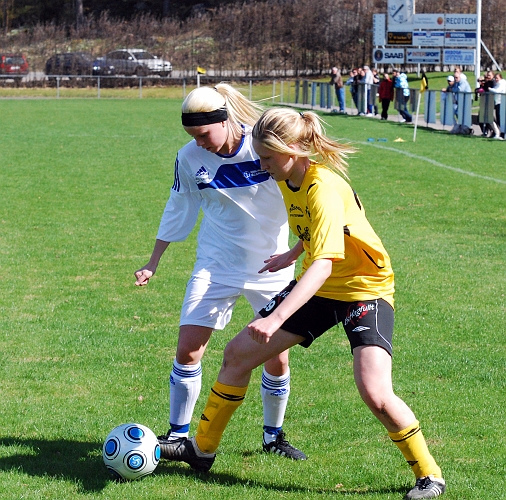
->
[103, 423, 161, 481]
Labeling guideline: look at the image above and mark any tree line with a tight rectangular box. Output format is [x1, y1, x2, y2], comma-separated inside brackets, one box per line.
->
[1, 0, 504, 77]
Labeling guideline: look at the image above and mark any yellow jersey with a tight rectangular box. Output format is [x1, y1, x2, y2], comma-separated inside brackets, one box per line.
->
[278, 163, 395, 307]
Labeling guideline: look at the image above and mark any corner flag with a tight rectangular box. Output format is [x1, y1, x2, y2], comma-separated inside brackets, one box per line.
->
[197, 66, 206, 74]
[420, 71, 428, 93]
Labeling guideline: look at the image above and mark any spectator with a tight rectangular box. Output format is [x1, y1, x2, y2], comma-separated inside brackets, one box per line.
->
[475, 76, 488, 136]
[378, 73, 394, 120]
[489, 73, 506, 139]
[345, 68, 360, 114]
[454, 71, 471, 93]
[363, 65, 375, 116]
[329, 66, 346, 114]
[392, 69, 412, 123]
[441, 75, 458, 124]
[482, 71, 498, 136]
[372, 68, 380, 115]
[441, 75, 455, 93]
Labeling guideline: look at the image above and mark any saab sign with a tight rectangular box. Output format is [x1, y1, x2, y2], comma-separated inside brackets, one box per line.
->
[373, 48, 405, 64]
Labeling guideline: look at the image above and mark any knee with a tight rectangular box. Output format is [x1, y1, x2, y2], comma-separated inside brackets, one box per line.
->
[357, 383, 390, 413]
[264, 350, 289, 376]
[222, 341, 242, 369]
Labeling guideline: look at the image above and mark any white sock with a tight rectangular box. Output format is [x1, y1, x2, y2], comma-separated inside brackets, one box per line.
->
[169, 360, 202, 438]
[260, 367, 290, 444]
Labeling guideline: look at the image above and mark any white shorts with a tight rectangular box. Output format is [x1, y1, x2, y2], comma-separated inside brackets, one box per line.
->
[180, 276, 278, 330]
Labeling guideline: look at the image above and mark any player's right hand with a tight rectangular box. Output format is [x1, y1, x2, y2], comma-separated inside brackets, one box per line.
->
[134, 267, 154, 286]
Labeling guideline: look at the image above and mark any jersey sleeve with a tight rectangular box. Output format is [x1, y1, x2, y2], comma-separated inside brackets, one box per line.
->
[156, 153, 202, 242]
[306, 179, 346, 261]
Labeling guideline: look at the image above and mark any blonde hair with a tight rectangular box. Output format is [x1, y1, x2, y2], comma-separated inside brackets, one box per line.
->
[252, 108, 355, 178]
[182, 83, 262, 136]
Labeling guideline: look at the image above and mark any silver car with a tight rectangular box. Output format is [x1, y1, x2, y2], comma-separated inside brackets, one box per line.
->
[104, 49, 172, 77]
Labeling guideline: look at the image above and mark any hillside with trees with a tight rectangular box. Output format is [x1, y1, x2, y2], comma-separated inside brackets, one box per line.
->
[1, 0, 504, 77]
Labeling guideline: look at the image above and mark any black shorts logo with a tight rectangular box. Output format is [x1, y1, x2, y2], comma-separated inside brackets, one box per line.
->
[344, 302, 376, 327]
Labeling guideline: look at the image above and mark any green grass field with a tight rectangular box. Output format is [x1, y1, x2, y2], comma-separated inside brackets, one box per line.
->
[1, 96, 505, 500]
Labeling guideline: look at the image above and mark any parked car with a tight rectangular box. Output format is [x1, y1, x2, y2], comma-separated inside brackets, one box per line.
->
[102, 49, 172, 77]
[44, 52, 115, 77]
[0, 54, 29, 81]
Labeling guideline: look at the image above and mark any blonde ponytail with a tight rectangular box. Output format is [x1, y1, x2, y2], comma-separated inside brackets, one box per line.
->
[252, 108, 355, 178]
[182, 83, 262, 136]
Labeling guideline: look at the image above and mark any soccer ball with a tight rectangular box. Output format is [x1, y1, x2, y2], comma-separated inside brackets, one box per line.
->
[103, 423, 161, 481]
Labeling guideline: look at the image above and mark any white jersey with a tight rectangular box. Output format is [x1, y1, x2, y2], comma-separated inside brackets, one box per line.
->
[157, 129, 293, 290]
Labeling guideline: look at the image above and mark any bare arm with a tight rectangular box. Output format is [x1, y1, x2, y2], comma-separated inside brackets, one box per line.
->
[258, 239, 305, 274]
[248, 258, 333, 344]
[134, 239, 171, 286]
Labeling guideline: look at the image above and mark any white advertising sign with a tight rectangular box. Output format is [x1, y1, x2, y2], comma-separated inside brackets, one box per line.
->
[373, 48, 405, 64]
[444, 32, 477, 47]
[444, 14, 477, 30]
[443, 49, 476, 65]
[406, 49, 441, 64]
[373, 14, 386, 46]
[413, 14, 445, 30]
[412, 31, 445, 47]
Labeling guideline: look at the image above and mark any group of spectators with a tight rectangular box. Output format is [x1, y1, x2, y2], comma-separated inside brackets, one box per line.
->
[329, 65, 505, 139]
[442, 68, 505, 139]
[474, 70, 504, 139]
[330, 66, 412, 122]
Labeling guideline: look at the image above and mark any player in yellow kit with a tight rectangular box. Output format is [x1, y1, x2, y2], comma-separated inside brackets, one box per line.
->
[163, 108, 446, 499]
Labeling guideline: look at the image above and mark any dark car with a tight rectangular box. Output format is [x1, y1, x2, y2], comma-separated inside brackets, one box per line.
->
[0, 54, 29, 81]
[44, 52, 114, 77]
[102, 49, 172, 77]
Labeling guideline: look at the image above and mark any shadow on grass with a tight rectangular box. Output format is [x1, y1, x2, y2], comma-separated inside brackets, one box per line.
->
[0, 437, 409, 496]
[157, 456, 410, 496]
[0, 436, 108, 493]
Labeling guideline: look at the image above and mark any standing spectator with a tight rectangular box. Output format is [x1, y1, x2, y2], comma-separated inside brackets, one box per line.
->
[441, 75, 455, 93]
[372, 68, 380, 115]
[329, 66, 346, 114]
[345, 68, 360, 114]
[489, 73, 506, 139]
[378, 73, 394, 120]
[475, 76, 488, 136]
[481, 70, 498, 137]
[441, 75, 458, 124]
[392, 69, 412, 123]
[363, 65, 375, 116]
[454, 71, 471, 93]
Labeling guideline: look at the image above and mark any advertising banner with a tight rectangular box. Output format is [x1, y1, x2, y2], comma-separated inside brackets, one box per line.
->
[373, 48, 405, 64]
[406, 49, 441, 64]
[413, 14, 445, 30]
[443, 49, 476, 65]
[387, 32, 413, 45]
[444, 14, 477, 30]
[412, 31, 445, 47]
[444, 32, 477, 47]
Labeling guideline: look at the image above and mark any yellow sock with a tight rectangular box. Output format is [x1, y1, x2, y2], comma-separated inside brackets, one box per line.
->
[389, 420, 442, 479]
[195, 381, 248, 454]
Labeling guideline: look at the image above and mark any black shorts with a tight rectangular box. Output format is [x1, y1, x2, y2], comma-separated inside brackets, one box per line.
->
[259, 280, 394, 356]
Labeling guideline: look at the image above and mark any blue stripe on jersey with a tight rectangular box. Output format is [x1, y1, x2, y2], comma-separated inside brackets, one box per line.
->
[172, 155, 181, 191]
[196, 160, 270, 190]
